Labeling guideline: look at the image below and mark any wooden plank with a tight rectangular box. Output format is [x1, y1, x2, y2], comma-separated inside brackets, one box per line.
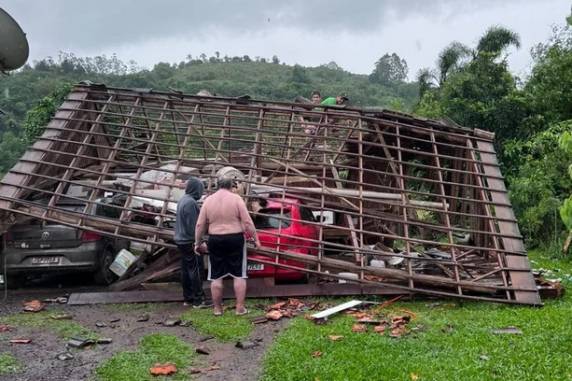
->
[475, 140, 541, 305]
[0, 91, 88, 211]
[68, 282, 404, 305]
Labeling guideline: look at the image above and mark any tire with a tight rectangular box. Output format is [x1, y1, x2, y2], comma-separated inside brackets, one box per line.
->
[93, 248, 118, 285]
[5, 274, 25, 289]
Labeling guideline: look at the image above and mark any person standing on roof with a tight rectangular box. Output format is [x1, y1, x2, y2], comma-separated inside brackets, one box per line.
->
[195, 175, 261, 316]
[321, 93, 349, 106]
[175, 177, 209, 308]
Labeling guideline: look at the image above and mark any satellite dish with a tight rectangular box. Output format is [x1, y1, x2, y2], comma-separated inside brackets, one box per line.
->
[0, 7, 29, 71]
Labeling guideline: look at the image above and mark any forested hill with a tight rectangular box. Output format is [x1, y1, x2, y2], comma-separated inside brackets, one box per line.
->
[0, 55, 418, 134]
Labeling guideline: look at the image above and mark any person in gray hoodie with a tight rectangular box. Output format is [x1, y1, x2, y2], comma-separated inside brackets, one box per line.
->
[175, 177, 208, 307]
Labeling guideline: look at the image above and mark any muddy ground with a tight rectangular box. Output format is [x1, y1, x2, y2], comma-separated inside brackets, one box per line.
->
[0, 283, 289, 381]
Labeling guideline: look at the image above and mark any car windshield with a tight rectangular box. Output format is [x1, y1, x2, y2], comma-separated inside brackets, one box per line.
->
[254, 208, 291, 229]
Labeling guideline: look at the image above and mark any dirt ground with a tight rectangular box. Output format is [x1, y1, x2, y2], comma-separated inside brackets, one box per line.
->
[0, 287, 289, 381]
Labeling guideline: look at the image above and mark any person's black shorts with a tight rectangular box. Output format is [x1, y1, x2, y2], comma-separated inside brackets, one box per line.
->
[207, 233, 246, 280]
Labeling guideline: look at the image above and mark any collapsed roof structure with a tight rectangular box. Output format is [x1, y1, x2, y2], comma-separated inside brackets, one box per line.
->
[0, 84, 541, 305]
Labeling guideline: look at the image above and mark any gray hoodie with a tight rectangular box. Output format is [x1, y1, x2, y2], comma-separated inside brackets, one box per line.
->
[174, 177, 204, 245]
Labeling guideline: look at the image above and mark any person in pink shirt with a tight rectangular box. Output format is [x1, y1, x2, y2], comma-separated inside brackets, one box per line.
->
[195, 176, 261, 316]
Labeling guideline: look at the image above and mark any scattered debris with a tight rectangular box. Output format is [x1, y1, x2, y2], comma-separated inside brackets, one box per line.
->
[67, 337, 95, 349]
[190, 365, 221, 374]
[250, 316, 269, 324]
[442, 324, 455, 334]
[265, 310, 283, 321]
[195, 347, 210, 355]
[198, 335, 215, 343]
[410, 373, 420, 381]
[149, 363, 177, 376]
[311, 300, 363, 322]
[328, 335, 344, 341]
[492, 326, 522, 335]
[96, 338, 113, 345]
[9, 338, 31, 344]
[43, 297, 68, 304]
[263, 298, 310, 322]
[311, 351, 323, 358]
[162, 318, 181, 327]
[136, 314, 150, 322]
[479, 355, 490, 361]
[0, 324, 12, 332]
[235, 340, 259, 350]
[56, 352, 74, 361]
[109, 318, 121, 323]
[351, 324, 367, 333]
[535, 276, 565, 299]
[23, 300, 45, 312]
[50, 313, 73, 320]
[95, 321, 107, 328]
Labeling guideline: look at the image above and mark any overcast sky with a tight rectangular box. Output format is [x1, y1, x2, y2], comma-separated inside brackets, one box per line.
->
[2, 0, 570, 79]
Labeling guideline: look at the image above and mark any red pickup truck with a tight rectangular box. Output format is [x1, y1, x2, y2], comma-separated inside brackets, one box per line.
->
[247, 197, 319, 281]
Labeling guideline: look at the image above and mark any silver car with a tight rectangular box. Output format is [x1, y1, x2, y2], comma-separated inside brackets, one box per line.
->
[1, 202, 127, 287]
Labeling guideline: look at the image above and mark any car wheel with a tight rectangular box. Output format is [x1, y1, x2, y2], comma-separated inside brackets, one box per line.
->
[94, 248, 118, 285]
[5, 274, 26, 289]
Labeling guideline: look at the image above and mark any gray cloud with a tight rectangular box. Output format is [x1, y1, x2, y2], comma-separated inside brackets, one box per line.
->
[4, 0, 534, 50]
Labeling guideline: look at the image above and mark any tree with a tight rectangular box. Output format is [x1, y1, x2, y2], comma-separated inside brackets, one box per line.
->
[476, 26, 521, 58]
[436, 42, 471, 84]
[291, 64, 309, 83]
[369, 53, 408, 85]
[272, 55, 280, 64]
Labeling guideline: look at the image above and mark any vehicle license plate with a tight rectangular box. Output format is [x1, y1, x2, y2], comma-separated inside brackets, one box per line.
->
[247, 263, 264, 271]
[31, 256, 60, 265]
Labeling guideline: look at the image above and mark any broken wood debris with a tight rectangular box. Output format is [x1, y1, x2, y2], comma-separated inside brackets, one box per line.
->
[149, 363, 177, 376]
[0, 84, 541, 305]
[23, 300, 45, 312]
[9, 338, 31, 344]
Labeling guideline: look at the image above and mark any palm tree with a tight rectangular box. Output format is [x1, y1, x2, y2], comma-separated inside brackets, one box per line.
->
[476, 26, 520, 57]
[436, 42, 471, 85]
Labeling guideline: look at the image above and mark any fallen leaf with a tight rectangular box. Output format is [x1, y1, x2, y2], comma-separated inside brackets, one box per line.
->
[265, 310, 283, 321]
[410, 372, 419, 380]
[149, 363, 177, 376]
[374, 325, 386, 334]
[23, 300, 45, 312]
[10, 338, 31, 344]
[328, 335, 344, 341]
[351, 324, 367, 333]
[311, 351, 322, 358]
[196, 347, 210, 355]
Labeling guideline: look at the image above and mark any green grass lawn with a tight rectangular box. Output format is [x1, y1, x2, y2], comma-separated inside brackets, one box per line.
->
[0, 353, 22, 376]
[262, 251, 572, 381]
[95, 334, 195, 381]
[180, 303, 264, 342]
[0, 311, 98, 340]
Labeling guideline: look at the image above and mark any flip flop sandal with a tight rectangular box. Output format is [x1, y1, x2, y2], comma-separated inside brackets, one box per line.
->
[235, 308, 249, 316]
[213, 309, 223, 316]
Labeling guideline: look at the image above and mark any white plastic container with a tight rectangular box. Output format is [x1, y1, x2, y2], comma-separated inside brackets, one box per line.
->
[338, 272, 359, 284]
[109, 249, 137, 277]
[370, 259, 386, 268]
